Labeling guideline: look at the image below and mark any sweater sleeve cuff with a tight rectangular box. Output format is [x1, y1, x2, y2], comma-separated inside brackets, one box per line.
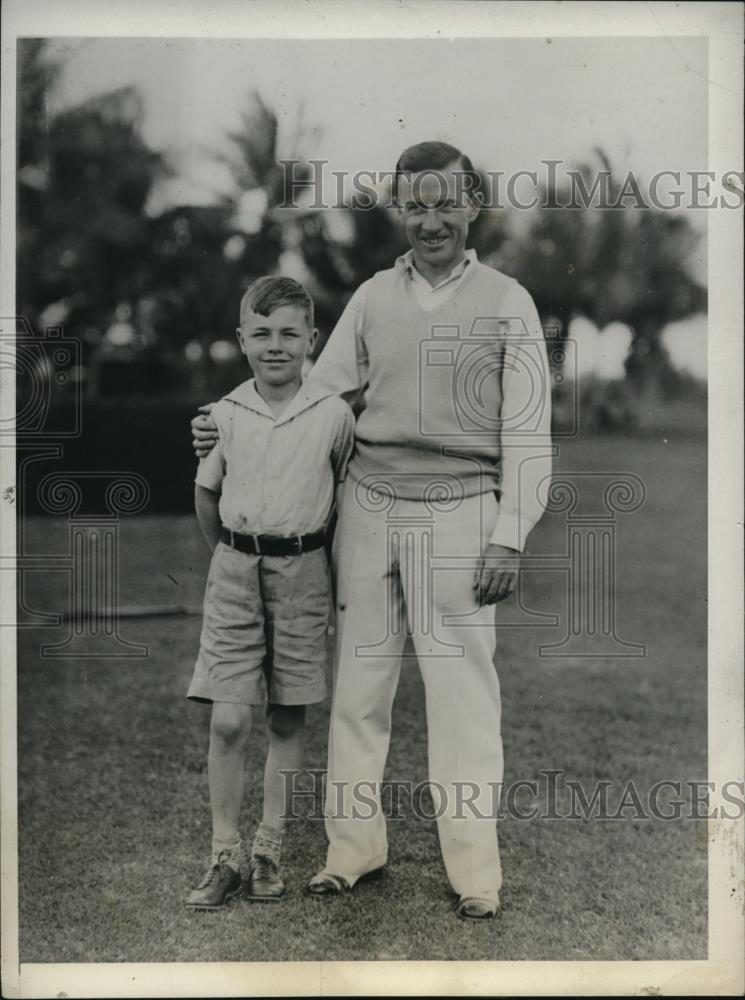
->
[489, 509, 527, 552]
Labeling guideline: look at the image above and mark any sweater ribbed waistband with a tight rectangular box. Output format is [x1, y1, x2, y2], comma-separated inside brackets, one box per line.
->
[347, 449, 500, 505]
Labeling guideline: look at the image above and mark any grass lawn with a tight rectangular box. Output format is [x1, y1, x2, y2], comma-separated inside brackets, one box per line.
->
[16, 432, 707, 962]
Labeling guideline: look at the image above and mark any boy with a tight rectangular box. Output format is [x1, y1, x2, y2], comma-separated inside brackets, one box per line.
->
[186, 275, 354, 909]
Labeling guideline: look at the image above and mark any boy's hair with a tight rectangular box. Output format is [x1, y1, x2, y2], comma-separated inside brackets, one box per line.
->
[393, 140, 480, 204]
[239, 275, 314, 328]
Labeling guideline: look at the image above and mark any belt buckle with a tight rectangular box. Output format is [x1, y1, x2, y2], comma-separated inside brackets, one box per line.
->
[293, 534, 303, 555]
[252, 534, 262, 555]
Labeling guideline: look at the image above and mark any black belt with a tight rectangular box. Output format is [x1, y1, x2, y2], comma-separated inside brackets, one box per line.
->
[218, 526, 325, 557]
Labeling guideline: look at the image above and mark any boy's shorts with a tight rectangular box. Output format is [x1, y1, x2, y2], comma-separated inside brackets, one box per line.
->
[187, 541, 331, 707]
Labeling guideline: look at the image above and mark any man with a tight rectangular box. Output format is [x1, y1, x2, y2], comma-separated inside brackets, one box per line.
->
[192, 141, 552, 920]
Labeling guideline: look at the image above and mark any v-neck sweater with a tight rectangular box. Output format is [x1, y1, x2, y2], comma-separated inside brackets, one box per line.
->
[307, 253, 553, 551]
[349, 259, 520, 501]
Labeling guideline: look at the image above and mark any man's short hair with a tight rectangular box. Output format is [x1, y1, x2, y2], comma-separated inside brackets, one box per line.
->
[393, 141, 480, 204]
[240, 275, 314, 328]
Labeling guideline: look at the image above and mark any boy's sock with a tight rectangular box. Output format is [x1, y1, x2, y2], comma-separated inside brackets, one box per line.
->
[211, 833, 243, 873]
[251, 822, 282, 865]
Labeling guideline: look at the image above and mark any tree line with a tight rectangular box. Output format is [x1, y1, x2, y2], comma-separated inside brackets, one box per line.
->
[17, 40, 706, 401]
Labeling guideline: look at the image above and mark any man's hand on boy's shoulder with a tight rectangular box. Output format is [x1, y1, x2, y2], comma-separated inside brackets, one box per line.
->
[473, 543, 520, 605]
[192, 403, 218, 458]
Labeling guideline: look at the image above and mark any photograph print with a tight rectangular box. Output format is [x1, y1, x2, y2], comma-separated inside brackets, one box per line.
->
[3, 2, 743, 997]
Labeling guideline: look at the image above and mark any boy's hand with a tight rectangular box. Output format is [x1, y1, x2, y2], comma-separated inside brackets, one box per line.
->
[192, 404, 218, 458]
[473, 544, 520, 605]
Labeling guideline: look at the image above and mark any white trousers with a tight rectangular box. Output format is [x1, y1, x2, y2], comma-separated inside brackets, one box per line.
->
[324, 479, 504, 902]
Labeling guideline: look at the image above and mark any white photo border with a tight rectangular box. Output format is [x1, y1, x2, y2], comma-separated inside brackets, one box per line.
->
[1, 1, 742, 996]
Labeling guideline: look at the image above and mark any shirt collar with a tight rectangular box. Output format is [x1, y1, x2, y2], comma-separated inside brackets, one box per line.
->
[395, 248, 477, 287]
[224, 377, 333, 424]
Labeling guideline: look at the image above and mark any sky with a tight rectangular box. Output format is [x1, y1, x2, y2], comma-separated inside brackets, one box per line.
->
[47, 35, 709, 222]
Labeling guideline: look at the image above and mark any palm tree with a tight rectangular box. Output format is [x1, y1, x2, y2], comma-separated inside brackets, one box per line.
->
[500, 149, 706, 389]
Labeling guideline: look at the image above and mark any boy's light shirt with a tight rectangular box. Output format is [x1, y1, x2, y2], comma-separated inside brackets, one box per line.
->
[196, 378, 355, 536]
[307, 250, 553, 552]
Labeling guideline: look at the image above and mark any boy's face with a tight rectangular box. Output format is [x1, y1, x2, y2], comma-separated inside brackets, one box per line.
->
[237, 304, 317, 387]
[397, 159, 479, 273]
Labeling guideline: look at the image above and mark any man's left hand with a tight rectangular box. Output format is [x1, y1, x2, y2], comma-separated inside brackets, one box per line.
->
[473, 544, 520, 605]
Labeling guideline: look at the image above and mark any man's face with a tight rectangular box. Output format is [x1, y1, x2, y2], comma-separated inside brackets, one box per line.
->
[397, 159, 479, 273]
[237, 304, 317, 387]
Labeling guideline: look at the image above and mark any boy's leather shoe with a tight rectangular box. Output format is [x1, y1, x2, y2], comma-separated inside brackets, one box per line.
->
[186, 852, 242, 910]
[246, 854, 286, 901]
